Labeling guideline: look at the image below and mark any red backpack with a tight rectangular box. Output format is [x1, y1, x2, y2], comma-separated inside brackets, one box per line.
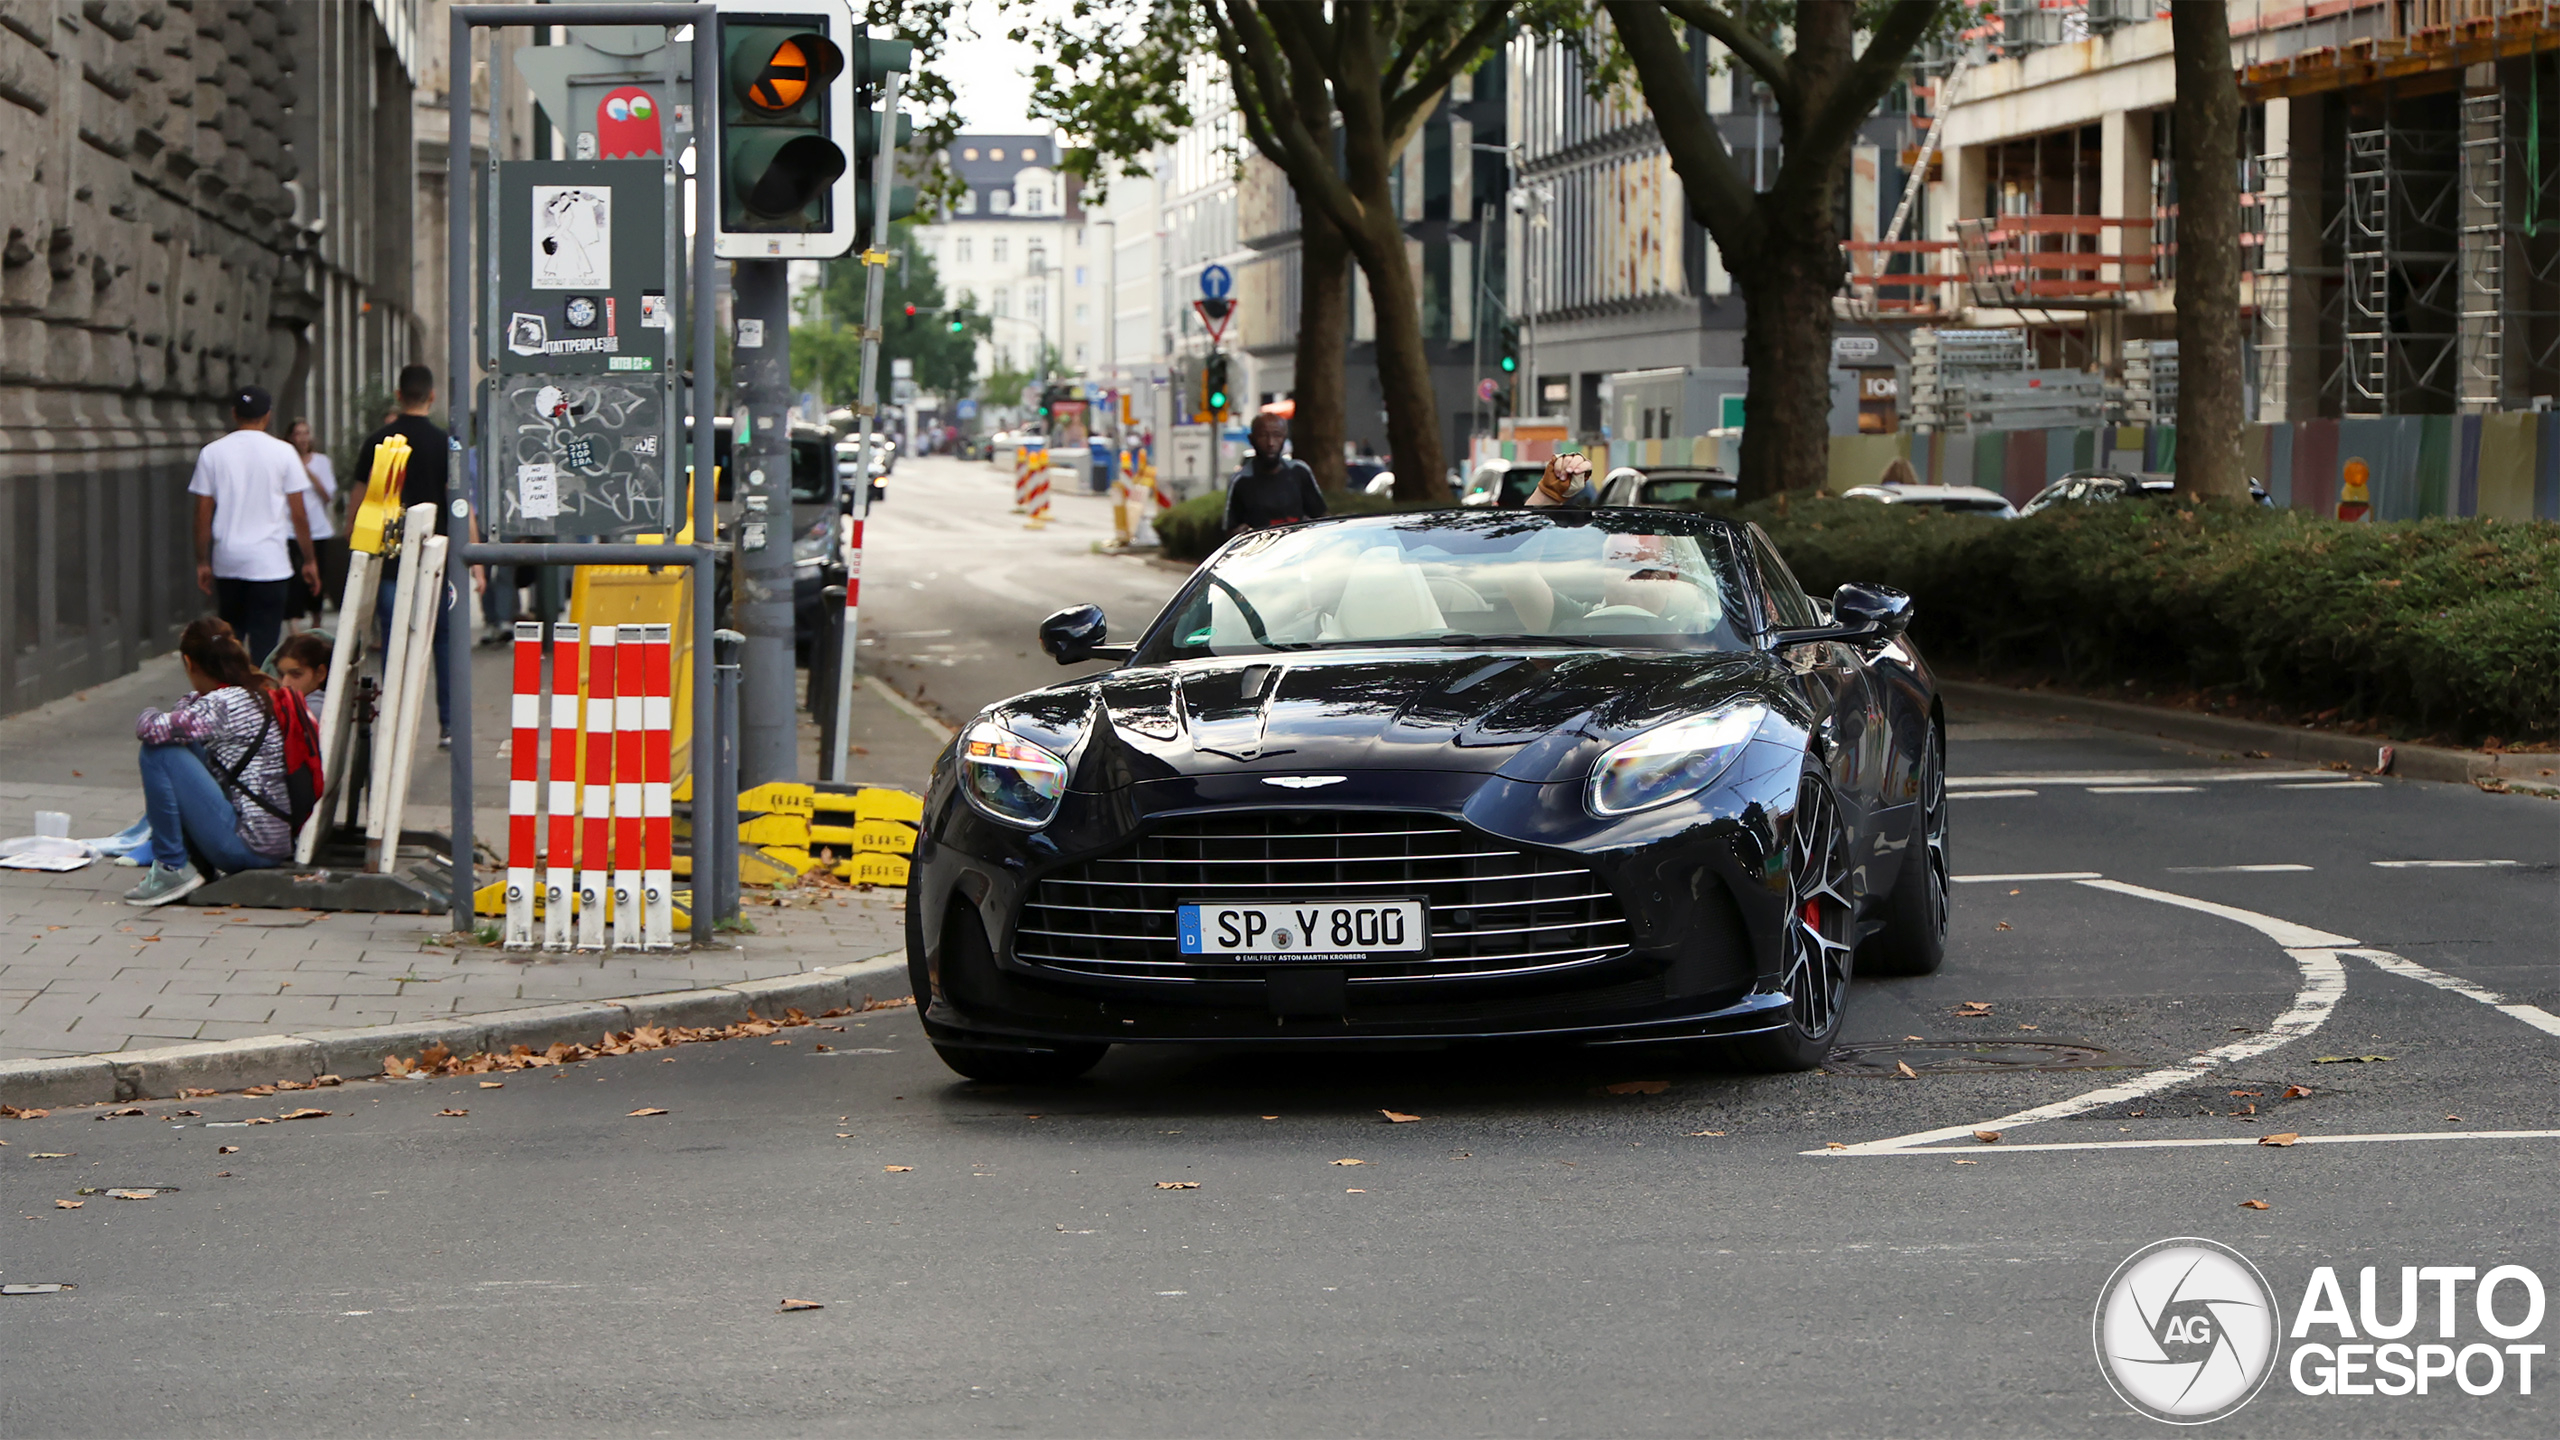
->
[269, 686, 324, 832]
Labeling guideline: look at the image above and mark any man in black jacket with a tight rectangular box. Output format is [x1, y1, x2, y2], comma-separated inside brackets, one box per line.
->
[1221, 409, 1328, 532]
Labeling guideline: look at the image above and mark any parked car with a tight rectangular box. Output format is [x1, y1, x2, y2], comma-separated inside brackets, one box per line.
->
[1840, 483, 2017, 518]
[1456, 459, 1543, 508]
[2019, 469, 2272, 516]
[836, 440, 889, 507]
[698, 417, 839, 654]
[1598, 465, 1738, 509]
[908, 507, 1946, 1082]
[1361, 470, 1397, 497]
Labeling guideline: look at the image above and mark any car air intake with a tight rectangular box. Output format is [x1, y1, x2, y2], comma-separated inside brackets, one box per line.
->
[1015, 811, 1631, 982]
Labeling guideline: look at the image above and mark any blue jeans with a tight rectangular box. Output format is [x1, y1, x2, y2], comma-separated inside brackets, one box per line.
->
[139, 743, 282, 876]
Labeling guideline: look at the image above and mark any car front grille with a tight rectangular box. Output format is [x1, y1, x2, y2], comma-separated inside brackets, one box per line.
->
[1014, 811, 1631, 983]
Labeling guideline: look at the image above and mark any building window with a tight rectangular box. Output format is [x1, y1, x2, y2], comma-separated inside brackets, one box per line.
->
[993, 237, 1008, 264]
[1022, 185, 1045, 212]
[961, 146, 978, 161]
[994, 287, 1010, 317]
[988, 147, 1006, 162]
[955, 188, 977, 214]
[990, 188, 1010, 213]
[1028, 240, 1047, 272]
[955, 236, 972, 263]
[1076, 303, 1089, 323]
[1074, 265, 1086, 286]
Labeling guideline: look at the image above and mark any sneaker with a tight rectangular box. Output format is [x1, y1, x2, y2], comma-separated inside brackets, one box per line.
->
[123, 862, 204, 907]
[437, 731, 452, 750]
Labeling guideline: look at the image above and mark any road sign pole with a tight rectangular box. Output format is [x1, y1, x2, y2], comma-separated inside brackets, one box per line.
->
[827, 67, 900, 783]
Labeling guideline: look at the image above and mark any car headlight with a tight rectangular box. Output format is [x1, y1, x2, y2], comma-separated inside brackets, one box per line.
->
[1587, 702, 1767, 816]
[960, 719, 1069, 829]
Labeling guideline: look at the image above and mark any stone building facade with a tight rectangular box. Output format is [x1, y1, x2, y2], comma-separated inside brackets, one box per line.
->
[0, 0, 419, 715]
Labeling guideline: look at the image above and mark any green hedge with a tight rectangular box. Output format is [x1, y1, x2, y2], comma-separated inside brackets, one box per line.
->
[1746, 497, 2560, 744]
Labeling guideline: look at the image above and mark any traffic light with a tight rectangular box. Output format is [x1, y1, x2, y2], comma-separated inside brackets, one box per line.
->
[1204, 353, 1230, 418]
[946, 312, 967, 334]
[849, 36, 917, 234]
[1498, 321, 1520, 375]
[716, 2, 853, 259]
[903, 302, 917, 317]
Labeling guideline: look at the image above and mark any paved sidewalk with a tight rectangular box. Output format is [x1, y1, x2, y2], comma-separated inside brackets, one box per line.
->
[0, 643, 951, 1065]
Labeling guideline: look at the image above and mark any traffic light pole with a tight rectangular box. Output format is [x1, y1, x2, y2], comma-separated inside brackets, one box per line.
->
[825, 68, 901, 783]
[732, 257, 800, 791]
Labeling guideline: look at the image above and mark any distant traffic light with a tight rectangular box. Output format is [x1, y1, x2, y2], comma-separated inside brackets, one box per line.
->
[903, 302, 917, 317]
[1204, 353, 1230, 417]
[716, 4, 853, 258]
[946, 313, 967, 333]
[1498, 322, 1520, 375]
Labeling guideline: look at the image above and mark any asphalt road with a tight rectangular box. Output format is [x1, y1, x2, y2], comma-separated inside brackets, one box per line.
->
[5, 459, 2555, 1437]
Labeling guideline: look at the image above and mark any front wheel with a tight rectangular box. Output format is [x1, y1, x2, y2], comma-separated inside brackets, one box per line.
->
[930, 1042, 1108, 1085]
[1722, 773, 1857, 1072]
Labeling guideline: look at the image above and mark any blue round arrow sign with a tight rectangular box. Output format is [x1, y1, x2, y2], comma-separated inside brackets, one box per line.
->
[1199, 263, 1233, 300]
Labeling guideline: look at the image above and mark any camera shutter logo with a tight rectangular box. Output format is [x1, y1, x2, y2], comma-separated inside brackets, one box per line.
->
[2094, 1238, 2283, 1424]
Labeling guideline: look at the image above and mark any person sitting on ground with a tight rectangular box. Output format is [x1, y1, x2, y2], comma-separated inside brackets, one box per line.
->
[274, 630, 332, 720]
[125, 618, 302, 906]
[1222, 409, 1328, 533]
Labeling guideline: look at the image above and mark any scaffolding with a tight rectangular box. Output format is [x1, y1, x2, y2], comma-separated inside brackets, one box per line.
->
[2459, 84, 2509, 410]
[2253, 152, 2293, 422]
[2344, 114, 2462, 416]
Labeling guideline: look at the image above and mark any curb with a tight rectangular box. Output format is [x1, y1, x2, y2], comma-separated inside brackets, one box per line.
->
[1939, 680, 2557, 790]
[0, 953, 912, 1110]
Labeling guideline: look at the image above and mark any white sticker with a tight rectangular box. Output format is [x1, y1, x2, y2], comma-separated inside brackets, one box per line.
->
[740, 520, 768, 552]
[573, 132, 598, 160]
[506, 312, 548, 356]
[518, 463, 559, 519]
[736, 318, 765, 349]
[640, 292, 671, 330]
[451, 498, 469, 518]
[531, 185, 612, 289]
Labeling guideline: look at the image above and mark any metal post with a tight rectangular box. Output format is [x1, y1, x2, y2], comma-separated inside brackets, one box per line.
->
[689, 11, 723, 944]
[732, 258, 797, 789]
[712, 628, 746, 925]
[827, 67, 902, 782]
[447, 4, 476, 931]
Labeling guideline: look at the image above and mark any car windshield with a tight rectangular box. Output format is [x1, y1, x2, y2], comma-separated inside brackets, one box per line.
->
[1137, 511, 1754, 660]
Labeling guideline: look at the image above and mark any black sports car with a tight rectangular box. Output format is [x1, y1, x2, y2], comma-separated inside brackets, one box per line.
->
[906, 508, 1948, 1082]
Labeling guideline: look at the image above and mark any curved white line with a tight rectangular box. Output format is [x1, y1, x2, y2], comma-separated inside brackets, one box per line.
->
[1819, 880, 2356, 1155]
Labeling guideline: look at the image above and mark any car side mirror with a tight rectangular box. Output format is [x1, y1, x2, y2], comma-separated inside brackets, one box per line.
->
[1831, 582, 1913, 639]
[1038, 604, 1132, 665]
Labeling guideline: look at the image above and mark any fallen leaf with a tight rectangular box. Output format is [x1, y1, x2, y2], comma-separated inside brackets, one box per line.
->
[2259, 1132, 2301, 1147]
[1954, 1002, 1993, 1017]
[1951, 1158, 1977, 1165]
[437, 1109, 469, 1118]
[104, 1188, 167, 1200]
[382, 1055, 413, 1078]
[769, 1038, 791, 1046]
[241, 1117, 275, 1125]
[178, 1089, 217, 1099]
[1346, 1188, 1367, 1193]
[0, 1106, 50, 1118]
[1153, 1181, 1200, 1190]
[217, 1145, 239, 1154]
[1974, 1130, 2002, 1144]
[812, 1044, 833, 1053]
[212, 1171, 231, 1178]
[1824, 1142, 1848, 1150]
[479, 1082, 504, 1089]
[1381, 1110, 1421, 1123]
[2446, 1115, 2464, 1123]
[242, 1086, 275, 1098]
[276, 1109, 330, 1121]
[883, 1165, 913, 1172]
[627, 1108, 670, 1117]
[313, 1075, 343, 1087]
[1687, 1130, 1727, 1137]
[1903, 1035, 1923, 1042]
[2016, 1023, 2039, 1031]
[2241, 1103, 2257, 1115]
[777, 1298, 825, 1312]
[53, 1199, 80, 1209]
[2282, 1085, 2313, 1099]
[1261, 1115, 1279, 1120]
[1330, 1158, 1365, 1166]
[1603, 1079, 1670, 1095]
[168, 1110, 201, 1117]
[93, 1107, 145, 1119]
[836, 1133, 853, 1139]
[1994, 921, 2012, 932]
[2240, 1200, 2271, 1210]
[1894, 1061, 1918, 1079]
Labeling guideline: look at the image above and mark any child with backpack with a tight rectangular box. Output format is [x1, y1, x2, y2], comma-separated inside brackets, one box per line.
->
[125, 617, 325, 907]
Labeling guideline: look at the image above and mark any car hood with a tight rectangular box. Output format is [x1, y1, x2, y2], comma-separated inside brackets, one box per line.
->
[985, 648, 1784, 790]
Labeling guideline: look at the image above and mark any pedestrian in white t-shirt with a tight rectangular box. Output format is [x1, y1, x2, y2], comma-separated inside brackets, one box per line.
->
[284, 417, 349, 620]
[189, 386, 317, 667]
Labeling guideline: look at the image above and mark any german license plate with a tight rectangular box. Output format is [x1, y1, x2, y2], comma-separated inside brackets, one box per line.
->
[1177, 900, 1427, 960]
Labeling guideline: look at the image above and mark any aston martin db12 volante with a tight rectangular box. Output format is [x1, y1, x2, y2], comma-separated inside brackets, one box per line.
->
[905, 508, 1947, 1082]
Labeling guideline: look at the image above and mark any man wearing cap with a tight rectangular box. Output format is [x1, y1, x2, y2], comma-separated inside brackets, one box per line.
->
[189, 385, 319, 667]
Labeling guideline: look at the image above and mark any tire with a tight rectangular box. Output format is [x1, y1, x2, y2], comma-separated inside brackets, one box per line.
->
[1862, 724, 1949, 978]
[930, 1041, 1109, 1084]
[1722, 772, 1857, 1072]
[904, 885, 931, 1009]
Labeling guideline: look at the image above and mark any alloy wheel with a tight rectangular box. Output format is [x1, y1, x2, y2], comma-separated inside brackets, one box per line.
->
[1781, 777, 1856, 1038]
[1920, 730, 1949, 943]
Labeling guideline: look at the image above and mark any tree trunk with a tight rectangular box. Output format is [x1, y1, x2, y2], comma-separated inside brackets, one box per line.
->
[1291, 202, 1353, 492]
[2171, 2, 2249, 501]
[1350, 206, 1450, 502]
[1729, 195, 1843, 502]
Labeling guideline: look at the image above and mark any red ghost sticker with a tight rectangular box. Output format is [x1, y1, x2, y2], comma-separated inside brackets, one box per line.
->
[596, 86, 664, 159]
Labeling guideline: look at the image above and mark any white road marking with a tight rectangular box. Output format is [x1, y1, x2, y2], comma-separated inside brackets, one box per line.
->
[2372, 859, 2521, 868]
[1949, 770, 2337, 789]
[2087, 785, 2201, 794]
[1954, 871, 2103, 883]
[2277, 781, 2384, 790]
[2350, 948, 2560, 1038]
[864, 675, 955, 742]
[2166, 864, 2314, 874]
[1951, 788, 2039, 799]
[1824, 1130, 2560, 1156]
[2076, 878, 2357, 949]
